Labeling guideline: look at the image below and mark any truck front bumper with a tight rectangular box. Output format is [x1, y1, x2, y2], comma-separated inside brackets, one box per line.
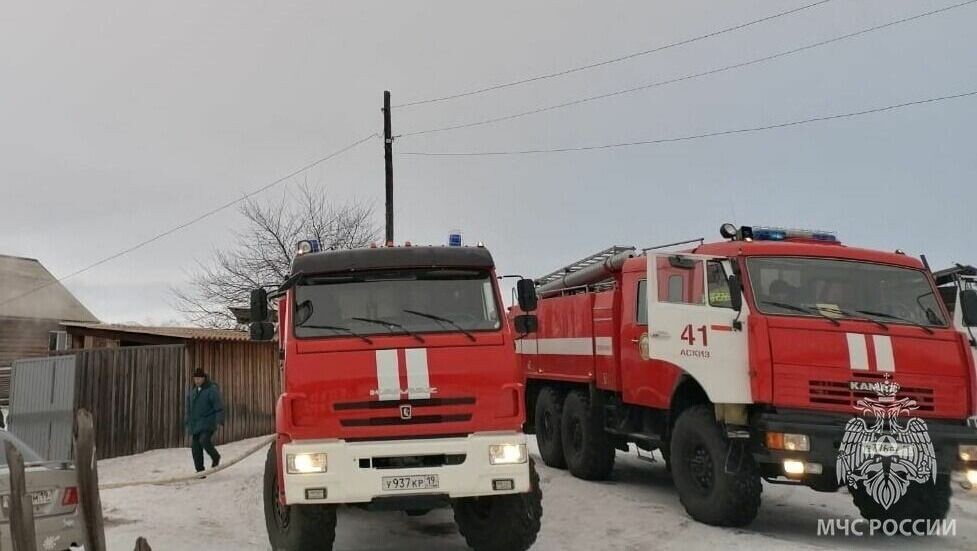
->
[282, 432, 531, 505]
[753, 409, 977, 479]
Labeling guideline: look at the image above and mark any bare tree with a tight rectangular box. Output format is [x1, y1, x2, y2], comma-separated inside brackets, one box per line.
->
[172, 182, 379, 328]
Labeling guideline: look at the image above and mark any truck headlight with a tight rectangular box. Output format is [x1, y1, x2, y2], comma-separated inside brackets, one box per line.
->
[287, 453, 328, 474]
[766, 432, 810, 452]
[489, 444, 527, 465]
[960, 445, 977, 461]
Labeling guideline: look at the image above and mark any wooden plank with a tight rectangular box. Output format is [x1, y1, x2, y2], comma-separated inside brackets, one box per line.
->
[75, 409, 107, 551]
[5, 440, 37, 551]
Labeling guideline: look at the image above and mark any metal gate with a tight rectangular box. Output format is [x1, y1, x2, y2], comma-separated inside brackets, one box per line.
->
[8, 355, 77, 460]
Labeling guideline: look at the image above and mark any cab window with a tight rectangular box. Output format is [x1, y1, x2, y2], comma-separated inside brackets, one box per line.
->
[636, 279, 647, 324]
[656, 256, 705, 305]
[707, 261, 733, 308]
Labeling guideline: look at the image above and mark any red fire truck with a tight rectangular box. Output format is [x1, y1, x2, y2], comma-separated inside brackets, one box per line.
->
[514, 225, 977, 526]
[250, 243, 543, 551]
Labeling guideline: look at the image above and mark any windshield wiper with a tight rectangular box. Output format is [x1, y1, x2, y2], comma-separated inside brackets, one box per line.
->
[855, 310, 934, 335]
[808, 305, 889, 331]
[296, 323, 373, 344]
[351, 317, 426, 343]
[403, 309, 476, 342]
[760, 301, 840, 326]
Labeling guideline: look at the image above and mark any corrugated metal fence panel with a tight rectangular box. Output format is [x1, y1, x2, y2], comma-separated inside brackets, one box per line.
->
[8, 355, 77, 460]
[0, 366, 11, 407]
[74, 345, 187, 459]
[186, 340, 278, 445]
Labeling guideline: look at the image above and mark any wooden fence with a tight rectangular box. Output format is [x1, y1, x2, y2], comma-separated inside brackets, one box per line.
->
[71, 342, 278, 459]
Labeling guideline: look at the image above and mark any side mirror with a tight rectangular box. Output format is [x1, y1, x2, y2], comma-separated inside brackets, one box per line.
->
[516, 279, 538, 312]
[728, 274, 743, 312]
[250, 288, 269, 323]
[961, 289, 977, 327]
[513, 314, 538, 335]
[249, 321, 275, 341]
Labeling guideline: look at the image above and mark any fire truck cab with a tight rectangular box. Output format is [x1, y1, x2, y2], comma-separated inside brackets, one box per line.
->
[251, 242, 542, 551]
[515, 225, 977, 527]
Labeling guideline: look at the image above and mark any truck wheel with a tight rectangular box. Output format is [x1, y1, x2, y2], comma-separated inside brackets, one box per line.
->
[850, 474, 951, 522]
[534, 387, 567, 469]
[560, 390, 615, 480]
[263, 444, 337, 551]
[669, 405, 761, 527]
[453, 459, 543, 551]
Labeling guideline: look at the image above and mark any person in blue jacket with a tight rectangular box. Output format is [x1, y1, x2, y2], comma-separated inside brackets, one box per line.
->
[186, 368, 224, 473]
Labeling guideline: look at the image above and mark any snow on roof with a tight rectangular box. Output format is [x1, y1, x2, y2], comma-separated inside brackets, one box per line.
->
[0, 254, 98, 322]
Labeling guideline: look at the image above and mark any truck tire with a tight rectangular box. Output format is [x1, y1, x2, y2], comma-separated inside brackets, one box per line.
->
[669, 405, 761, 527]
[534, 387, 567, 469]
[560, 390, 615, 480]
[850, 474, 951, 522]
[453, 458, 543, 551]
[263, 444, 337, 551]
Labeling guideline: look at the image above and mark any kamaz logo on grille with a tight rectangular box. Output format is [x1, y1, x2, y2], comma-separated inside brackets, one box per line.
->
[399, 404, 413, 420]
[849, 380, 900, 394]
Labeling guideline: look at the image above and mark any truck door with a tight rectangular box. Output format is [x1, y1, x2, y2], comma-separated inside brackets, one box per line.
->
[646, 253, 752, 404]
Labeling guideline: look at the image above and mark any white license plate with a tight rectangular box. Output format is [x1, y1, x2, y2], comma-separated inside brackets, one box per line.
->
[381, 474, 439, 491]
[1, 489, 55, 508]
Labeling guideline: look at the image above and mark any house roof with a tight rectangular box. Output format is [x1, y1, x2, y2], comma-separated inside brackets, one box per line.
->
[61, 322, 253, 343]
[0, 255, 98, 322]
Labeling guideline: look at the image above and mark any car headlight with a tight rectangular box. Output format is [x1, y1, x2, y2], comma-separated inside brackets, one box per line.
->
[287, 453, 328, 474]
[960, 445, 977, 461]
[489, 444, 527, 465]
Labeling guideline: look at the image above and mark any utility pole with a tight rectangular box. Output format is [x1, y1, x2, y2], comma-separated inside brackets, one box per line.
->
[383, 90, 394, 245]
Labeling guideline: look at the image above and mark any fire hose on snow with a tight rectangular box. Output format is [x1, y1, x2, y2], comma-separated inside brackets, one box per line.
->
[99, 435, 275, 490]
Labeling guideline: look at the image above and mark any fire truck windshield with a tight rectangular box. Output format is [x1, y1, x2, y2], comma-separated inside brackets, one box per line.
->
[293, 268, 501, 339]
[746, 257, 947, 328]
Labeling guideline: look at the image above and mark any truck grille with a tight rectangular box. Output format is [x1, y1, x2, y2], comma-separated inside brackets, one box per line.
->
[335, 396, 476, 427]
[361, 454, 466, 469]
[808, 378, 934, 412]
[340, 414, 472, 427]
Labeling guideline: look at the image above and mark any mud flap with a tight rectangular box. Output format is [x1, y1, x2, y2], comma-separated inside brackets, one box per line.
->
[724, 439, 747, 474]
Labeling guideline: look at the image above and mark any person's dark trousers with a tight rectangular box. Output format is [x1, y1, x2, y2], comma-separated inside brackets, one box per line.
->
[191, 430, 221, 472]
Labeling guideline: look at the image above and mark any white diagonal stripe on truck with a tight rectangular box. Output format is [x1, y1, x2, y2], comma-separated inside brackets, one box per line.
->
[405, 348, 431, 399]
[846, 333, 869, 371]
[873, 335, 895, 372]
[375, 349, 401, 401]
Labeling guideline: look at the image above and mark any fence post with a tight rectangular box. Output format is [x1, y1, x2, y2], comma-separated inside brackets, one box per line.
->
[5, 441, 37, 551]
[75, 409, 107, 551]
[134, 536, 153, 550]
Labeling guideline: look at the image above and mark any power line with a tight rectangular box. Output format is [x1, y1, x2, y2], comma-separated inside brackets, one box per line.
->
[393, 0, 835, 108]
[401, 0, 977, 138]
[0, 133, 379, 309]
[399, 89, 977, 156]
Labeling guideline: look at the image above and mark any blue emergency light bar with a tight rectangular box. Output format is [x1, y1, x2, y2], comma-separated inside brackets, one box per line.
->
[296, 239, 321, 255]
[741, 226, 838, 243]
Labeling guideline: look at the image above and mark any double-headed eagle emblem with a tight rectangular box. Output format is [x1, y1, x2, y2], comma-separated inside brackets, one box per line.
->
[836, 376, 937, 510]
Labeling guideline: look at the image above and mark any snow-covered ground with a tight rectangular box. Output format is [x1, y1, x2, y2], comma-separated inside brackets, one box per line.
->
[98, 437, 977, 550]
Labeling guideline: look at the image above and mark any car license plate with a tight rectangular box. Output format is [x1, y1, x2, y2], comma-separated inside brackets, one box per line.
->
[1, 489, 54, 508]
[381, 474, 439, 491]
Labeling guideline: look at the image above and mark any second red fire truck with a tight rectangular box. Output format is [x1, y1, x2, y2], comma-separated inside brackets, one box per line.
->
[514, 225, 977, 526]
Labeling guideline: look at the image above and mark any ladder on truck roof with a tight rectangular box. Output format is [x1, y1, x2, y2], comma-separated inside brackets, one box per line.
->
[535, 246, 635, 287]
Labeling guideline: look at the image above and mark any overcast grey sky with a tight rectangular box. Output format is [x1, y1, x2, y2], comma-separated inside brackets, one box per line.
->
[2, 0, 975, 323]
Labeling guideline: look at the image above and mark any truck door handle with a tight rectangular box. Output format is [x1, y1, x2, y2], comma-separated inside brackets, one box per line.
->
[649, 331, 670, 339]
